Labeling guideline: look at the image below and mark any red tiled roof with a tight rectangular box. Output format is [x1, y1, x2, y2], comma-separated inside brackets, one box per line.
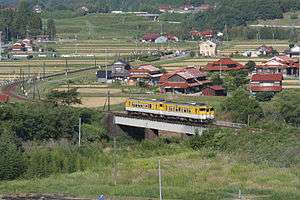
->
[190, 29, 214, 37]
[160, 67, 207, 83]
[256, 64, 289, 69]
[206, 58, 244, 71]
[251, 73, 283, 82]
[250, 85, 282, 92]
[159, 67, 210, 89]
[165, 33, 178, 41]
[143, 33, 160, 41]
[161, 80, 211, 89]
[159, 5, 172, 10]
[139, 64, 160, 72]
[209, 85, 225, 91]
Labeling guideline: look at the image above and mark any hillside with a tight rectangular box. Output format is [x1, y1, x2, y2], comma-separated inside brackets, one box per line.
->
[55, 13, 182, 39]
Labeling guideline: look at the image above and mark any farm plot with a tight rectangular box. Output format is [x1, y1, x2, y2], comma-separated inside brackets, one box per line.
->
[74, 97, 126, 108]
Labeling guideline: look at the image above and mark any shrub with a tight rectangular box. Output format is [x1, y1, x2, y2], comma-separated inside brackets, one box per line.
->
[24, 144, 106, 178]
[81, 124, 108, 143]
[188, 130, 215, 150]
[0, 125, 26, 180]
[221, 88, 263, 123]
[255, 91, 275, 102]
[290, 13, 298, 19]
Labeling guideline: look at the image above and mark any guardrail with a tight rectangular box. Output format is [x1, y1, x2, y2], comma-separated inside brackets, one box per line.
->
[213, 120, 247, 129]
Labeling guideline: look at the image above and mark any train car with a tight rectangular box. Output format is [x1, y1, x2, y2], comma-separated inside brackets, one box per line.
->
[125, 98, 214, 123]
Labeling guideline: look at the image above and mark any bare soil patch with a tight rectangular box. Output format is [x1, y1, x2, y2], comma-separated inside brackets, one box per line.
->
[74, 97, 125, 108]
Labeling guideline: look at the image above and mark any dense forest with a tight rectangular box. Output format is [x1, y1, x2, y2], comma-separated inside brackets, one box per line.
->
[1, 0, 300, 41]
[186, 0, 300, 30]
[0, 0, 57, 41]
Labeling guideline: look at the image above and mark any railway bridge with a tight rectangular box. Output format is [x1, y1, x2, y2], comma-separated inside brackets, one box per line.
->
[112, 112, 247, 137]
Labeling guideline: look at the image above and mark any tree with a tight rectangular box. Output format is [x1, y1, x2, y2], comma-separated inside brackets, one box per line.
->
[28, 13, 43, 36]
[210, 74, 223, 85]
[224, 70, 249, 91]
[12, 0, 31, 38]
[255, 91, 275, 102]
[46, 88, 81, 106]
[264, 90, 300, 126]
[47, 18, 56, 40]
[245, 61, 256, 72]
[0, 124, 26, 180]
[221, 88, 263, 123]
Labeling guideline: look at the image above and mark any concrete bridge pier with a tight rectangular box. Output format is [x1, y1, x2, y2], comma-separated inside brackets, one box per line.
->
[145, 128, 159, 139]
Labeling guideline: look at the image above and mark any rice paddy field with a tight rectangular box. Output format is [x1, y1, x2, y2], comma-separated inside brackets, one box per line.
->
[1, 12, 300, 200]
[0, 13, 292, 81]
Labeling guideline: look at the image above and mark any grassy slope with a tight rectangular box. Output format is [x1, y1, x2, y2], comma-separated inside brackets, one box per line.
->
[252, 11, 300, 27]
[56, 13, 182, 39]
[0, 144, 299, 200]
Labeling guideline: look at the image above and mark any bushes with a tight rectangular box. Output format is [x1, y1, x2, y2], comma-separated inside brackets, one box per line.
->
[290, 13, 299, 19]
[23, 144, 110, 178]
[221, 88, 263, 123]
[187, 127, 300, 167]
[0, 125, 26, 180]
[0, 102, 106, 142]
[255, 91, 275, 102]
[81, 124, 108, 143]
[264, 90, 300, 127]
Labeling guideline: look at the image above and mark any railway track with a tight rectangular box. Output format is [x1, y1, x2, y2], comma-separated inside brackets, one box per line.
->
[112, 112, 247, 129]
[0, 64, 112, 100]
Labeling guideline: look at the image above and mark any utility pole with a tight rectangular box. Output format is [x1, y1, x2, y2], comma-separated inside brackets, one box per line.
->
[107, 90, 111, 112]
[113, 133, 117, 186]
[43, 61, 46, 78]
[158, 160, 163, 200]
[78, 117, 82, 147]
[105, 49, 108, 82]
[247, 115, 250, 127]
[0, 31, 2, 61]
[28, 60, 31, 79]
[219, 58, 222, 77]
[298, 51, 300, 81]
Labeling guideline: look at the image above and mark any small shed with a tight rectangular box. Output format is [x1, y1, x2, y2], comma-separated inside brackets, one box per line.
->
[111, 60, 131, 79]
[202, 85, 226, 96]
[96, 70, 112, 83]
[155, 36, 168, 44]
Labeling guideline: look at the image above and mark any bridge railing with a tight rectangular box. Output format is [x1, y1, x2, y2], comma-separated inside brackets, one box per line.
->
[213, 120, 247, 129]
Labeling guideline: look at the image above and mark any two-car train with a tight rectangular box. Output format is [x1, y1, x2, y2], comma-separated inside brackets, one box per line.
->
[125, 98, 215, 123]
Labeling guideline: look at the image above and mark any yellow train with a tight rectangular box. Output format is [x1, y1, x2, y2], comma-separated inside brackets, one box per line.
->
[125, 98, 215, 123]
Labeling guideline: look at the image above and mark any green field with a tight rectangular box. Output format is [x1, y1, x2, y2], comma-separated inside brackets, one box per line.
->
[1, 136, 299, 200]
[253, 11, 300, 27]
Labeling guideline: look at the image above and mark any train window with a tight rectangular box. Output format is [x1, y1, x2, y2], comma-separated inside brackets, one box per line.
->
[200, 108, 206, 112]
[160, 104, 163, 107]
[149, 104, 152, 109]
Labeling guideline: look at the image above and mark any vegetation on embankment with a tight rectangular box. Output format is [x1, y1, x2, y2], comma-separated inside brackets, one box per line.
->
[0, 128, 299, 199]
[0, 89, 299, 199]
